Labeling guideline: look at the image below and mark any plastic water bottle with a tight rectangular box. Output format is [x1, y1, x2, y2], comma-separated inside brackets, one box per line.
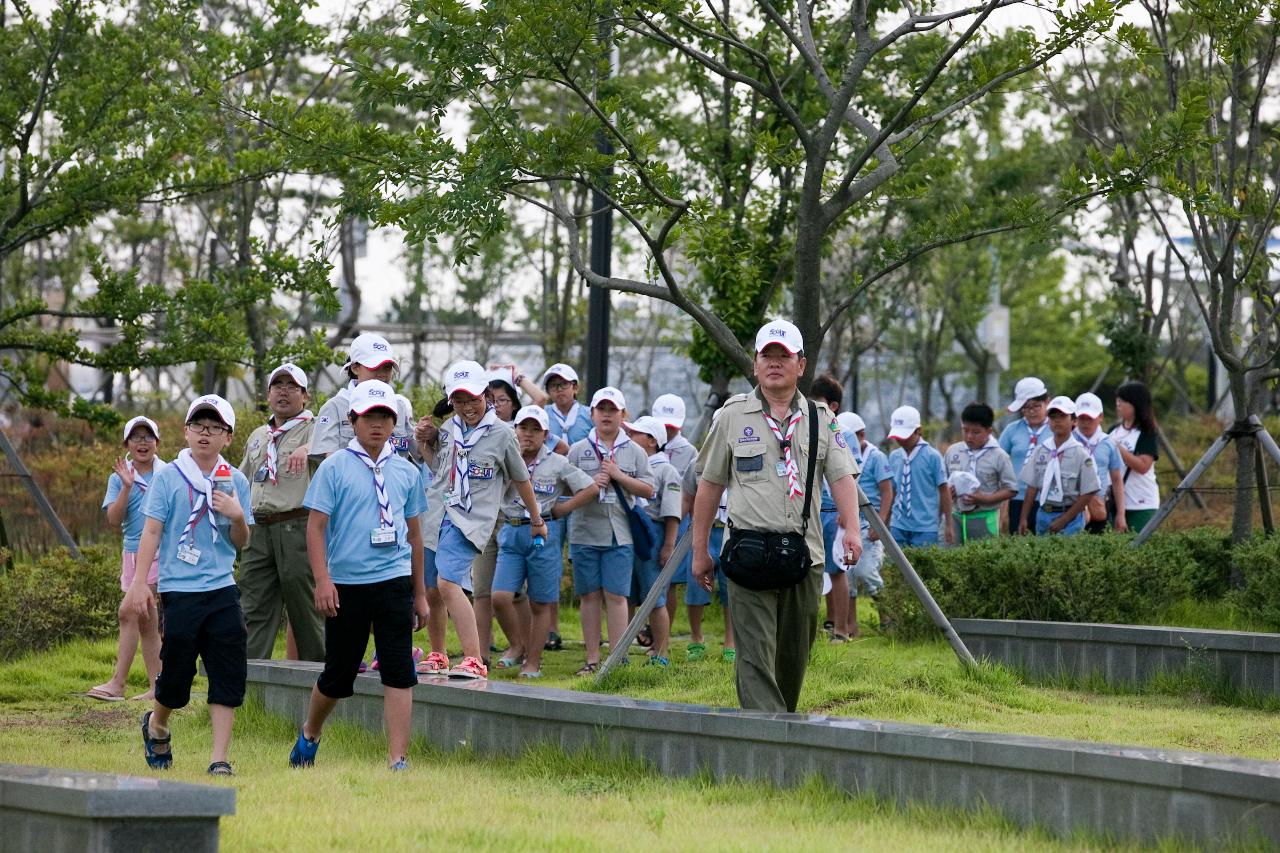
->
[532, 534, 546, 549]
[212, 463, 234, 531]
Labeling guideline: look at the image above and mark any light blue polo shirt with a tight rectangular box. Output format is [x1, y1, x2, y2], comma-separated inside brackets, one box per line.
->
[103, 467, 159, 553]
[887, 441, 947, 533]
[999, 419, 1051, 500]
[546, 403, 594, 446]
[851, 436, 893, 514]
[1076, 430, 1123, 495]
[143, 465, 254, 593]
[304, 449, 427, 585]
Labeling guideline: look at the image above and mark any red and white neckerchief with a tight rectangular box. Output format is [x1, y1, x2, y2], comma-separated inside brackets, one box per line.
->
[448, 408, 498, 512]
[265, 410, 313, 484]
[761, 408, 805, 500]
[173, 449, 226, 545]
[126, 454, 167, 494]
[345, 438, 395, 527]
[588, 428, 631, 501]
[1023, 420, 1049, 464]
[1040, 434, 1081, 506]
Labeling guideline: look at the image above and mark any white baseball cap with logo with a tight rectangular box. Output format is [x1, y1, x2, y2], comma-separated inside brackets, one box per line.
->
[754, 319, 804, 355]
[1046, 395, 1077, 416]
[122, 415, 160, 443]
[887, 405, 921, 440]
[267, 363, 308, 390]
[514, 405, 550, 431]
[1006, 376, 1049, 413]
[1074, 392, 1104, 419]
[624, 415, 667, 448]
[540, 363, 580, 387]
[342, 332, 398, 371]
[651, 393, 686, 428]
[348, 380, 399, 419]
[185, 394, 236, 431]
[444, 360, 489, 398]
[590, 386, 627, 410]
[836, 412, 865, 434]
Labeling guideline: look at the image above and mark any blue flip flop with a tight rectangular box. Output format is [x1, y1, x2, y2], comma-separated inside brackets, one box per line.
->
[141, 711, 172, 769]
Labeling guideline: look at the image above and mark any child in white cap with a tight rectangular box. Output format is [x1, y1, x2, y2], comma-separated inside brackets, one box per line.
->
[1074, 392, 1127, 533]
[838, 411, 892, 637]
[623, 415, 682, 666]
[311, 332, 416, 460]
[1018, 396, 1100, 536]
[999, 376, 1051, 535]
[886, 405, 952, 546]
[89, 416, 168, 702]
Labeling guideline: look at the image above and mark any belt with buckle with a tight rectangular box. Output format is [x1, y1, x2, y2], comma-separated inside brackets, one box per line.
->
[506, 517, 531, 526]
[254, 507, 309, 526]
[712, 520, 726, 529]
[1040, 502, 1072, 513]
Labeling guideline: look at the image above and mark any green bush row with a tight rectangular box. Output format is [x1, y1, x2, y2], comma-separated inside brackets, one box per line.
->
[877, 528, 1248, 640]
[0, 545, 122, 661]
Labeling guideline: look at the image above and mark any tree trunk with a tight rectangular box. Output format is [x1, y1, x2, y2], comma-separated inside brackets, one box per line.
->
[1229, 371, 1257, 548]
[792, 201, 825, 389]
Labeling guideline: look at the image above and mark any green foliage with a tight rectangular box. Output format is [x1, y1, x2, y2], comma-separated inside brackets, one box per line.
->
[878, 529, 1234, 640]
[0, 545, 120, 661]
[1228, 536, 1280, 631]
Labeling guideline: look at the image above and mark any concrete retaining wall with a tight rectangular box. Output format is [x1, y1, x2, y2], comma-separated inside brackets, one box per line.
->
[248, 660, 1280, 846]
[953, 618, 1280, 695]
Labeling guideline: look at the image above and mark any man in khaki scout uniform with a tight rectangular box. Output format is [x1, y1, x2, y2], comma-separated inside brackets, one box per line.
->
[238, 363, 324, 661]
[692, 320, 863, 712]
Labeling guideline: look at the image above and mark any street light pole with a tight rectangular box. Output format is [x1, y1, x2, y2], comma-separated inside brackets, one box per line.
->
[585, 17, 614, 395]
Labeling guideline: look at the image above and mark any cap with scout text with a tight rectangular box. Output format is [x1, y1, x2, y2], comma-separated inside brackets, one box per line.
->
[514, 405, 550, 431]
[540, 363, 579, 386]
[342, 332, 398, 371]
[651, 393, 686, 428]
[836, 412, 865, 434]
[348, 380, 399, 419]
[590, 387, 626, 410]
[1074, 392, 1104, 419]
[185, 395, 236, 431]
[1006, 376, 1049, 413]
[122, 415, 160, 443]
[1046, 395, 1077, 416]
[887, 405, 921, 440]
[754, 319, 804, 355]
[624, 415, 667, 447]
[267, 363, 308, 390]
[444, 360, 489, 399]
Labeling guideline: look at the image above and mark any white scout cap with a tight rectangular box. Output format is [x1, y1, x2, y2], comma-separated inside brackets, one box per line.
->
[836, 412, 865, 434]
[754, 319, 804, 354]
[122, 415, 160, 443]
[1074, 392, 1104, 419]
[1006, 376, 1048, 413]
[267, 362, 308, 389]
[444, 360, 489, 398]
[185, 394, 236, 431]
[348, 380, 399, 419]
[886, 405, 921, 440]
[342, 332, 398, 371]
[650, 393, 686, 428]
[1046, 395, 1077, 416]
[540, 363, 579, 386]
[590, 386, 626, 410]
[624, 415, 667, 447]
[514, 405, 550, 431]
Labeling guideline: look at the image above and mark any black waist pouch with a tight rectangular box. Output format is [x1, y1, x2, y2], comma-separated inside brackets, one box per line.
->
[721, 527, 812, 591]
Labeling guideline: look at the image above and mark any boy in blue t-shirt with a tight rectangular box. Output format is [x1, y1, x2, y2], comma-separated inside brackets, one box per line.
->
[289, 381, 428, 771]
[839, 412, 893, 637]
[124, 395, 254, 777]
[89, 416, 167, 703]
[885, 405, 952, 547]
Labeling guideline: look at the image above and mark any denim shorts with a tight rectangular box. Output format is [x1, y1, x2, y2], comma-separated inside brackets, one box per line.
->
[570, 542, 634, 597]
[685, 525, 729, 608]
[1036, 508, 1085, 536]
[429, 519, 480, 591]
[494, 521, 564, 604]
[630, 553, 667, 608]
[890, 526, 939, 548]
[821, 508, 842, 575]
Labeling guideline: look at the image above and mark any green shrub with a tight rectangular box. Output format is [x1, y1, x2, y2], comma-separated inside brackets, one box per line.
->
[0, 545, 121, 660]
[1228, 536, 1280, 631]
[879, 529, 1226, 640]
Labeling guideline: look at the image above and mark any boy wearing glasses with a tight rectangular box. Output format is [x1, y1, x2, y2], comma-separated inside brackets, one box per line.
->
[123, 395, 254, 777]
[238, 363, 323, 662]
[999, 377, 1051, 535]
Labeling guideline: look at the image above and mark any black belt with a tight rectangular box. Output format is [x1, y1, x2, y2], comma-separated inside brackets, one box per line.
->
[255, 507, 308, 526]
[1040, 502, 1073, 513]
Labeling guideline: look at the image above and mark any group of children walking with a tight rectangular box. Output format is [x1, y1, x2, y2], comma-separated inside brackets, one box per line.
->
[95, 331, 1160, 774]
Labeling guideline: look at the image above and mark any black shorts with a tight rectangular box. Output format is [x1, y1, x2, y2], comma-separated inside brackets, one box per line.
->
[155, 585, 248, 710]
[316, 575, 417, 699]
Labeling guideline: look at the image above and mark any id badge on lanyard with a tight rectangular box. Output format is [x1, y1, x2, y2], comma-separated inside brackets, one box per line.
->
[177, 544, 201, 565]
[370, 528, 397, 547]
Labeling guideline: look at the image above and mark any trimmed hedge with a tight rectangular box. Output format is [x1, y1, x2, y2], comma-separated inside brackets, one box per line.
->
[878, 529, 1238, 640]
[1229, 536, 1280, 631]
[0, 544, 121, 660]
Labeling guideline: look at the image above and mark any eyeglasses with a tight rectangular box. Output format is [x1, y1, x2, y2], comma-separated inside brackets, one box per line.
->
[126, 434, 157, 444]
[269, 382, 304, 393]
[186, 423, 230, 436]
[546, 381, 572, 392]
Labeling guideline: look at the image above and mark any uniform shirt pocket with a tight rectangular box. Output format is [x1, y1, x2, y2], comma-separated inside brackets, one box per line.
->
[731, 443, 768, 483]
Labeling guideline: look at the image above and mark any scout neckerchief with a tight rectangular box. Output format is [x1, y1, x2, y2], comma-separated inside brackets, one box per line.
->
[173, 449, 229, 545]
[1022, 419, 1049, 464]
[1039, 434, 1081, 506]
[550, 401, 583, 435]
[761, 406, 805, 500]
[962, 435, 1000, 476]
[516, 445, 552, 518]
[345, 438, 395, 527]
[448, 407, 498, 512]
[894, 440, 929, 517]
[588, 428, 631, 502]
[126, 454, 167, 494]
[265, 410, 313, 484]
[1074, 427, 1104, 461]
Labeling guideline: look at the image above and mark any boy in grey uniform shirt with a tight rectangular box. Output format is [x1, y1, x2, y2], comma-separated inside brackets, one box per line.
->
[492, 405, 597, 678]
[624, 415, 682, 666]
[567, 387, 655, 676]
[944, 402, 1018, 544]
[311, 332, 417, 460]
[1018, 396, 1100, 537]
[421, 360, 545, 680]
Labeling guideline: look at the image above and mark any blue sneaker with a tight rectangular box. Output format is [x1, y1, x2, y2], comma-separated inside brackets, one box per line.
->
[289, 731, 320, 767]
[646, 655, 670, 667]
[390, 758, 409, 772]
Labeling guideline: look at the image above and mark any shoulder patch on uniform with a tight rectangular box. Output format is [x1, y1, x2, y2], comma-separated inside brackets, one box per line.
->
[318, 416, 330, 425]
[834, 432, 847, 449]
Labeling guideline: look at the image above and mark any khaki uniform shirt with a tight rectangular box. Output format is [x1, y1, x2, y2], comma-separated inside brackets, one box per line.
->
[311, 384, 417, 459]
[697, 389, 858, 567]
[1018, 440, 1100, 505]
[943, 440, 1017, 514]
[500, 446, 594, 520]
[644, 453, 683, 523]
[239, 416, 316, 515]
[567, 433, 655, 546]
[425, 417, 528, 550]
